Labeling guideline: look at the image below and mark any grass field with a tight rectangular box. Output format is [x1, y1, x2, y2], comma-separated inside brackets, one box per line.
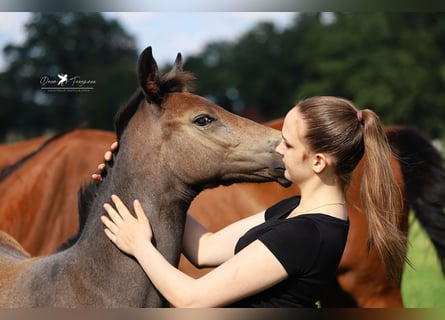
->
[402, 215, 445, 308]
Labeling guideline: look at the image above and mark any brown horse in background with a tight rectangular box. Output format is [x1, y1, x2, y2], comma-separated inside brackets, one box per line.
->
[0, 129, 115, 256]
[0, 47, 287, 307]
[0, 135, 50, 168]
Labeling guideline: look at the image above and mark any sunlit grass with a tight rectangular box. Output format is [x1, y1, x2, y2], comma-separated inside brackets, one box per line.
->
[402, 215, 445, 308]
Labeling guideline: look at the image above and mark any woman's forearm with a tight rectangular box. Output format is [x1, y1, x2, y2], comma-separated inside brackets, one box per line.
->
[134, 241, 202, 307]
[183, 211, 266, 268]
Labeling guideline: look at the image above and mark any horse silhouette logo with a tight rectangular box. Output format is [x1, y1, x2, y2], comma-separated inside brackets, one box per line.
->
[58, 73, 68, 86]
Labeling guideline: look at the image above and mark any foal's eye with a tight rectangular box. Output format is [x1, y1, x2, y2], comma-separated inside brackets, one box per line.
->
[193, 114, 215, 126]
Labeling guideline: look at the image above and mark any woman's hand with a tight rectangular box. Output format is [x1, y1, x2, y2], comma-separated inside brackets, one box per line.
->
[101, 194, 153, 256]
[91, 141, 119, 182]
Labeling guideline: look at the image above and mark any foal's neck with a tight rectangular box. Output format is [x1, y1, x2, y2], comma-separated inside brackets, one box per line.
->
[68, 145, 193, 307]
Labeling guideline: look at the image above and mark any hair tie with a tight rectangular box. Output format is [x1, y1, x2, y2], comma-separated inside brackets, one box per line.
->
[357, 110, 363, 123]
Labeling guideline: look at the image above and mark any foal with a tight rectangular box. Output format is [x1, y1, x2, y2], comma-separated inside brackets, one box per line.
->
[0, 47, 288, 307]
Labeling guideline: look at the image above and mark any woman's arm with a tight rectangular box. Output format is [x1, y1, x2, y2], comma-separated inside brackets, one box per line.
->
[92, 141, 265, 268]
[182, 211, 265, 268]
[102, 195, 287, 308]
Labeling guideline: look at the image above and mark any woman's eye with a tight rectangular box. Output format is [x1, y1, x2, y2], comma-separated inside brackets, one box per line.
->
[193, 115, 215, 126]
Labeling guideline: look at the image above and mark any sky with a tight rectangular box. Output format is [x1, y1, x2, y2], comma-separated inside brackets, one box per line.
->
[0, 12, 297, 71]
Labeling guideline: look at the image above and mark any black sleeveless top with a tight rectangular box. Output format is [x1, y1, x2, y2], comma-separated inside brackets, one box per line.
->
[227, 196, 349, 308]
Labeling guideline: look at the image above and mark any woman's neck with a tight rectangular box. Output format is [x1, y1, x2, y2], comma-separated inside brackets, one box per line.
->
[292, 179, 347, 220]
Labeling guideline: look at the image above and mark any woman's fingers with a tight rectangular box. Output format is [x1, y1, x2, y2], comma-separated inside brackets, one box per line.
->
[103, 201, 124, 225]
[91, 173, 102, 181]
[101, 194, 151, 255]
[111, 141, 119, 152]
[104, 142, 118, 161]
[134, 199, 149, 225]
[103, 227, 116, 242]
[104, 151, 113, 162]
[104, 195, 140, 225]
[111, 194, 134, 220]
[101, 215, 118, 236]
[93, 141, 118, 182]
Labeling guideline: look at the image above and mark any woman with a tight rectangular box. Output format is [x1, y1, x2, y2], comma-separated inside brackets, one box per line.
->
[98, 96, 406, 307]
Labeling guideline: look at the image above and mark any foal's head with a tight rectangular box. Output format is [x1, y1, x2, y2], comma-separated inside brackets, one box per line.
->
[60, 46, 288, 251]
[112, 46, 288, 192]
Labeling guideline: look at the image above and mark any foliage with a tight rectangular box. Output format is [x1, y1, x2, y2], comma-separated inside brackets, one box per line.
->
[184, 12, 445, 139]
[0, 13, 138, 141]
[2, 12, 445, 141]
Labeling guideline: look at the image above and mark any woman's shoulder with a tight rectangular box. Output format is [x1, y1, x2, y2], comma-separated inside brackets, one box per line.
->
[265, 196, 301, 220]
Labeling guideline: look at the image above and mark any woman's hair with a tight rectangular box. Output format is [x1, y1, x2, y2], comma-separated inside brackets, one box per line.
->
[295, 96, 406, 283]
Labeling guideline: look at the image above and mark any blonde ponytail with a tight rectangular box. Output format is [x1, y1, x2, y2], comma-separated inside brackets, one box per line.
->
[360, 109, 407, 283]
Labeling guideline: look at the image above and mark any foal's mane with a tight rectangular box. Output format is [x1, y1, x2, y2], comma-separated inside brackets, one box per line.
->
[58, 68, 195, 251]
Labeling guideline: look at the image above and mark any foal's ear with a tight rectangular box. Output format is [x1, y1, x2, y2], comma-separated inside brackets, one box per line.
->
[171, 53, 183, 75]
[161, 52, 190, 92]
[137, 46, 162, 104]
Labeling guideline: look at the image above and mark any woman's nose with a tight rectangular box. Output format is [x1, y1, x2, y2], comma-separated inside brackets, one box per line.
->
[275, 140, 284, 155]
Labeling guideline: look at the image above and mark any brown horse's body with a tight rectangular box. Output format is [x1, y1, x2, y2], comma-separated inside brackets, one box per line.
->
[0, 47, 287, 307]
[0, 135, 49, 167]
[0, 129, 116, 256]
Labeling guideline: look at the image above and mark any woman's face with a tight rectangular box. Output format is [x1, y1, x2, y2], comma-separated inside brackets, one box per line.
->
[275, 107, 313, 183]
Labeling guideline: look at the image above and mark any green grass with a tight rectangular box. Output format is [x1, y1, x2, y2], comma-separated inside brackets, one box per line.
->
[402, 216, 445, 308]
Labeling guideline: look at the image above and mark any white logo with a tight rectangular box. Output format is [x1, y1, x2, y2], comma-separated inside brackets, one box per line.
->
[40, 73, 96, 92]
[57, 73, 68, 86]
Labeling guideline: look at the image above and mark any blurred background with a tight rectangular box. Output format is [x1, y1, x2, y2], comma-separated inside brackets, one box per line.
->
[0, 12, 444, 307]
[1, 12, 445, 144]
